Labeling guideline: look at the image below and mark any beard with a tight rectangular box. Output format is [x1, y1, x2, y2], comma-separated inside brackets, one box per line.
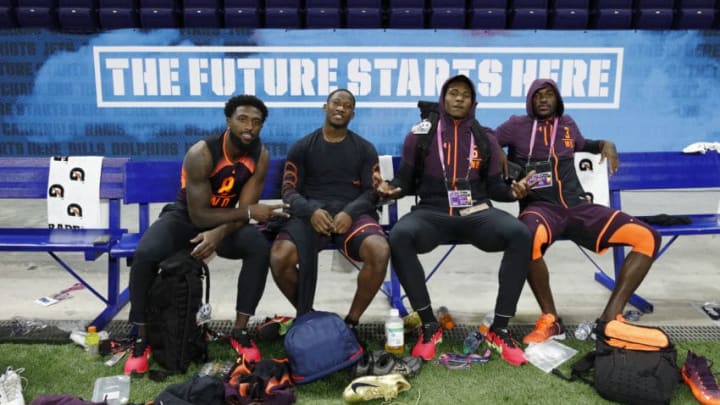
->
[229, 132, 260, 153]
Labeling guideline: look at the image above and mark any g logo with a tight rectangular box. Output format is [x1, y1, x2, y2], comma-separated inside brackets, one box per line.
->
[69, 168, 85, 181]
[48, 184, 64, 198]
[579, 158, 593, 172]
[67, 204, 82, 217]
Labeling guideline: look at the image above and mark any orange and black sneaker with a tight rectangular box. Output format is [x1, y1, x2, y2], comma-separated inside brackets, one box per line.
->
[229, 328, 261, 363]
[523, 313, 566, 344]
[123, 337, 151, 375]
[411, 322, 442, 361]
[486, 327, 528, 366]
[682, 350, 720, 405]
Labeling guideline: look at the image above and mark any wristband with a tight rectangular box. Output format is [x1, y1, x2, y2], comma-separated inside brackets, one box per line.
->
[247, 205, 252, 221]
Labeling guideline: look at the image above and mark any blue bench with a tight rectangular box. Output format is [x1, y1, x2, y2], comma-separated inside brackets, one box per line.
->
[0, 157, 128, 330]
[596, 151, 720, 313]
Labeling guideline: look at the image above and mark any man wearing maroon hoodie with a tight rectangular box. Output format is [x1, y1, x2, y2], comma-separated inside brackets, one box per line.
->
[494, 78, 661, 344]
[377, 75, 534, 366]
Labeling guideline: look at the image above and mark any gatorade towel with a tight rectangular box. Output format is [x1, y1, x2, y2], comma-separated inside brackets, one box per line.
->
[47, 156, 104, 229]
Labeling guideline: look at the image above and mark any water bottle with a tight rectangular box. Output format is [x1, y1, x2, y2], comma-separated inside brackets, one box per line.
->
[85, 325, 100, 358]
[463, 330, 484, 355]
[574, 320, 593, 341]
[479, 311, 494, 336]
[385, 308, 405, 355]
[437, 306, 455, 330]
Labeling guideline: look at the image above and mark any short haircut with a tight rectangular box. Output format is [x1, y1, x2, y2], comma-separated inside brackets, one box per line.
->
[224, 95, 269, 121]
[326, 88, 356, 108]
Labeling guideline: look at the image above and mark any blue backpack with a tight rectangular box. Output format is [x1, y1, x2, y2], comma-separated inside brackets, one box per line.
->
[283, 311, 364, 385]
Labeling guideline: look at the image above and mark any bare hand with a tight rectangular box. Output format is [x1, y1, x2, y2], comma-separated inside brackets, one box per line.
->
[311, 208, 334, 236]
[189, 228, 223, 261]
[599, 141, 619, 175]
[510, 170, 537, 200]
[374, 172, 402, 199]
[333, 212, 352, 234]
[249, 203, 289, 222]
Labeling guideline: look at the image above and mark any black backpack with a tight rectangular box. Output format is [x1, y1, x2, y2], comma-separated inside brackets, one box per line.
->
[413, 100, 491, 194]
[146, 249, 210, 373]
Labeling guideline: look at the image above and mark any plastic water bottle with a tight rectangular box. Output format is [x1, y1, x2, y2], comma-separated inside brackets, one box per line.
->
[479, 312, 494, 336]
[575, 320, 593, 341]
[463, 330, 484, 354]
[385, 308, 405, 355]
[85, 325, 100, 358]
[437, 306, 455, 330]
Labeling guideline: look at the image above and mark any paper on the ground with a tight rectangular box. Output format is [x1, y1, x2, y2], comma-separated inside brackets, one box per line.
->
[525, 339, 579, 373]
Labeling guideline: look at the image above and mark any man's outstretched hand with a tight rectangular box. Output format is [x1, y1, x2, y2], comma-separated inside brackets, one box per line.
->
[510, 170, 537, 200]
[374, 172, 402, 200]
[249, 203, 289, 222]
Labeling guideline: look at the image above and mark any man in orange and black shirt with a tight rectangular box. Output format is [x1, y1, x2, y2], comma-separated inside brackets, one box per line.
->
[495, 78, 661, 345]
[124, 95, 287, 375]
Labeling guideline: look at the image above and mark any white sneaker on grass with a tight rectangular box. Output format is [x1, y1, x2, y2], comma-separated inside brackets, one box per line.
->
[0, 367, 26, 405]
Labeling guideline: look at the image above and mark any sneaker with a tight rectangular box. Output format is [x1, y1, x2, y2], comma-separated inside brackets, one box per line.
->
[256, 315, 294, 341]
[486, 327, 528, 366]
[682, 351, 720, 405]
[0, 367, 26, 405]
[352, 350, 423, 379]
[411, 322, 442, 361]
[229, 328, 261, 363]
[123, 338, 151, 375]
[342, 374, 411, 403]
[523, 313, 566, 344]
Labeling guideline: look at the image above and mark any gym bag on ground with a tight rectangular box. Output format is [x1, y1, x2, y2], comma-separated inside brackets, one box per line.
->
[146, 249, 210, 373]
[555, 318, 680, 405]
[283, 311, 364, 385]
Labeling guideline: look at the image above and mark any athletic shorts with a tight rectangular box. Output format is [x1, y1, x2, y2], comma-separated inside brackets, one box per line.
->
[518, 201, 653, 258]
[277, 214, 386, 261]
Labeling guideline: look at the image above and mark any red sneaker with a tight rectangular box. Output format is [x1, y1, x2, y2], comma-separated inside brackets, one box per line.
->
[411, 322, 442, 361]
[123, 338, 151, 375]
[229, 328, 261, 363]
[486, 327, 527, 366]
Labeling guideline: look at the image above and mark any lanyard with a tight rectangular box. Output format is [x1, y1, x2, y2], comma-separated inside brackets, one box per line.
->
[436, 119, 475, 187]
[528, 117, 558, 162]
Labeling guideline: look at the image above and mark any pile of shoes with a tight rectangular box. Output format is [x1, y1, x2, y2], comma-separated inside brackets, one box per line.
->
[0, 367, 26, 405]
[343, 350, 422, 403]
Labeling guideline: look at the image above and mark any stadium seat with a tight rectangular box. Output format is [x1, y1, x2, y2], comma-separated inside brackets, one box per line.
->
[98, 7, 137, 28]
[635, 8, 674, 28]
[305, 7, 341, 28]
[468, 7, 507, 28]
[429, 7, 466, 28]
[0, 6, 17, 27]
[513, 0, 548, 8]
[346, 0, 382, 7]
[139, 7, 179, 28]
[470, 0, 508, 9]
[553, 0, 589, 8]
[184, 0, 218, 7]
[346, 7, 383, 27]
[265, 0, 300, 7]
[509, 7, 547, 28]
[635, 0, 674, 9]
[594, 0, 632, 8]
[550, 8, 589, 28]
[16, 7, 57, 28]
[58, 7, 98, 30]
[388, 7, 425, 28]
[592, 7, 632, 28]
[390, 0, 426, 7]
[306, 0, 341, 7]
[431, 0, 465, 7]
[183, 7, 220, 27]
[674, 7, 715, 28]
[224, 7, 259, 28]
[264, 7, 302, 28]
[677, 0, 714, 7]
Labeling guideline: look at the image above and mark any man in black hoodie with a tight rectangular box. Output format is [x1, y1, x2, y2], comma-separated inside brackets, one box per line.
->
[377, 75, 534, 366]
[495, 78, 661, 344]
